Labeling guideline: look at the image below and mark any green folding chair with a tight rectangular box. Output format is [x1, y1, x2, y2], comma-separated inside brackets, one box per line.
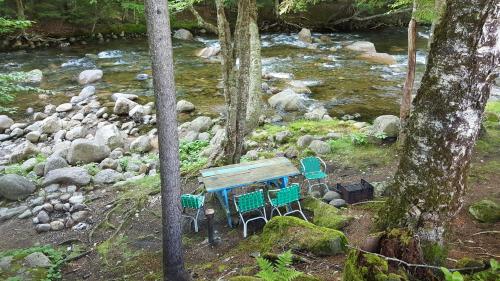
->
[300, 156, 329, 193]
[234, 189, 268, 238]
[268, 183, 307, 221]
[181, 194, 205, 233]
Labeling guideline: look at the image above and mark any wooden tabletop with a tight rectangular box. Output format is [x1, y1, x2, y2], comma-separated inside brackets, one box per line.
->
[199, 157, 300, 192]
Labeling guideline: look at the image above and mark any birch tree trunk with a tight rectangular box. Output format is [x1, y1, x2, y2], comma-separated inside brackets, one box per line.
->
[144, 1, 190, 280]
[398, 0, 417, 144]
[246, 0, 263, 132]
[381, 0, 499, 246]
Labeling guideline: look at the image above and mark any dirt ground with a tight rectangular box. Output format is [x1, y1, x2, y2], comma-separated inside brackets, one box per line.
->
[0, 143, 499, 281]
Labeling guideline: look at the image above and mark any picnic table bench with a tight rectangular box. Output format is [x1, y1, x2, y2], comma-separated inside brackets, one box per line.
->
[199, 157, 300, 227]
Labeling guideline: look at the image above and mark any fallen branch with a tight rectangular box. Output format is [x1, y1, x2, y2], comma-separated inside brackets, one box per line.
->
[351, 200, 386, 206]
[472, 230, 500, 236]
[188, 6, 218, 35]
[346, 245, 485, 273]
[330, 8, 412, 26]
[64, 249, 94, 263]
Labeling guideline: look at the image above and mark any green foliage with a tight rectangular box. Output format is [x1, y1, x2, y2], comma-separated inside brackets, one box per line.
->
[256, 251, 303, 281]
[83, 163, 101, 176]
[179, 140, 209, 174]
[0, 72, 47, 113]
[0, 245, 64, 281]
[0, 17, 32, 34]
[350, 132, 367, 145]
[441, 268, 464, 281]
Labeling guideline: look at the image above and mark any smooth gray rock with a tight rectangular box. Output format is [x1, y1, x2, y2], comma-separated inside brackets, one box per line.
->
[40, 115, 62, 134]
[9, 141, 39, 163]
[65, 126, 87, 141]
[43, 167, 91, 186]
[50, 220, 65, 231]
[35, 224, 51, 233]
[21, 158, 38, 171]
[113, 97, 138, 115]
[268, 89, 305, 112]
[130, 135, 152, 153]
[67, 138, 110, 165]
[94, 169, 123, 185]
[275, 131, 291, 144]
[24, 252, 51, 268]
[329, 199, 347, 208]
[44, 155, 69, 175]
[176, 100, 195, 113]
[196, 45, 221, 58]
[173, 28, 193, 40]
[0, 115, 14, 132]
[298, 28, 312, 43]
[323, 191, 341, 202]
[345, 41, 376, 53]
[0, 205, 29, 221]
[297, 135, 314, 148]
[94, 124, 124, 150]
[71, 210, 89, 222]
[37, 210, 50, 224]
[111, 93, 138, 101]
[0, 256, 13, 270]
[372, 115, 400, 138]
[25, 69, 43, 84]
[26, 131, 41, 142]
[308, 140, 331, 155]
[0, 174, 36, 200]
[56, 103, 73, 112]
[78, 69, 103, 85]
[99, 158, 119, 170]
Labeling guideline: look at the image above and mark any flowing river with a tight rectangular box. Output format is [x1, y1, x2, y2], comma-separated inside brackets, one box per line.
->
[0, 28, 431, 122]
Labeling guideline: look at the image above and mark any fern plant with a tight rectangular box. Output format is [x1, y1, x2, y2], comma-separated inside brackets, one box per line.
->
[255, 250, 303, 281]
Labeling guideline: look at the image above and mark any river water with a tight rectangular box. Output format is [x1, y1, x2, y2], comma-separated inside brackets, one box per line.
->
[0, 28, 430, 121]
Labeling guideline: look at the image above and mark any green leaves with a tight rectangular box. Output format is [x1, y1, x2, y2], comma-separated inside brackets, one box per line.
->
[179, 140, 209, 174]
[0, 71, 48, 113]
[441, 267, 464, 281]
[255, 250, 303, 281]
[0, 17, 32, 34]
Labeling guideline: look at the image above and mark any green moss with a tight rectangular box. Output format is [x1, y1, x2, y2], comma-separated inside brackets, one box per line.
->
[302, 197, 353, 229]
[260, 216, 347, 256]
[0, 246, 64, 281]
[343, 250, 408, 281]
[485, 101, 500, 115]
[422, 242, 447, 266]
[468, 199, 500, 223]
[456, 257, 484, 269]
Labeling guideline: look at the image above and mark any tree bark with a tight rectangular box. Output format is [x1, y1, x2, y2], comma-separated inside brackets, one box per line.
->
[15, 0, 25, 20]
[210, 0, 257, 165]
[144, 1, 190, 280]
[427, 0, 446, 50]
[246, 0, 263, 132]
[381, 0, 499, 246]
[398, 0, 417, 144]
[188, 6, 218, 35]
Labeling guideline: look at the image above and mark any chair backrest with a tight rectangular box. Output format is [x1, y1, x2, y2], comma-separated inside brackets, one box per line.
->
[236, 190, 265, 213]
[301, 157, 322, 173]
[181, 194, 204, 209]
[275, 184, 301, 206]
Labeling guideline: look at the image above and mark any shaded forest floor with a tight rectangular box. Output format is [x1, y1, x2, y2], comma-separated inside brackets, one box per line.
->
[1, 114, 499, 280]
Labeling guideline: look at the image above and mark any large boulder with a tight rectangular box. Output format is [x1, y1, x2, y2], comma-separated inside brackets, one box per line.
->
[113, 97, 138, 115]
[201, 128, 226, 157]
[0, 115, 14, 132]
[302, 197, 353, 230]
[297, 135, 314, 148]
[71, 85, 96, 103]
[469, 199, 500, 223]
[42, 167, 91, 186]
[176, 100, 195, 113]
[345, 41, 376, 53]
[196, 45, 221, 58]
[95, 124, 124, 150]
[9, 141, 39, 163]
[67, 139, 111, 165]
[0, 174, 36, 200]
[308, 140, 331, 155]
[304, 107, 330, 120]
[130, 135, 153, 153]
[372, 115, 400, 138]
[268, 89, 305, 112]
[298, 28, 312, 43]
[357, 52, 397, 65]
[78, 69, 103, 85]
[65, 126, 87, 141]
[261, 216, 347, 256]
[173, 28, 193, 40]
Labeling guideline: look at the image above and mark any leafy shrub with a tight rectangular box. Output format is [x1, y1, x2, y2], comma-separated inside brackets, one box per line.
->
[179, 140, 209, 174]
[350, 133, 367, 145]
[0, 72, 48, 113]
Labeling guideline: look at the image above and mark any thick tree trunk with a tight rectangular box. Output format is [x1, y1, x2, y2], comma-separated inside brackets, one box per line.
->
[144, 1, 190, 280]
[427, 0, 446, 49]
[398, 1, 417, 144]
[381, 0, 499, 246]
[15, 0, 25, 20]
[211, 0, 257, 165]
[246, 0, 263, 132]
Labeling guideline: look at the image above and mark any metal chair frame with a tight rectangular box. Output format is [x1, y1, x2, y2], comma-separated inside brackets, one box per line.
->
[234, 189, 268, 238]
[300, 156, 329, 194]
[181, 194, 205, 233]
[267, 183, 308, 221]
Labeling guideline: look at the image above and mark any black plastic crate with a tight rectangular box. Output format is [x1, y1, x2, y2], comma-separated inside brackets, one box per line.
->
[336, 179, 374, 204]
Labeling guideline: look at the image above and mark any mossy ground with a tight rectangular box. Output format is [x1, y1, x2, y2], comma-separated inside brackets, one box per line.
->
[302, 197, 353, 230]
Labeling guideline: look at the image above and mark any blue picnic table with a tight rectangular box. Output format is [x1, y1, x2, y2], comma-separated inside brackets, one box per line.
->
[199, 157, 301, 227]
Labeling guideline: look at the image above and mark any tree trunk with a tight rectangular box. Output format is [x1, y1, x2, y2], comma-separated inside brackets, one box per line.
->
[381, 0, 499, 246]
[398, 0, 417, 144]
[427, 0, 446, 50]
[246, 0, 263, 132]
[144, 1, 190, 280]
[15, 0, 25, 20]
[188, 6, 218, 35]
[211, 0, 256, 165]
